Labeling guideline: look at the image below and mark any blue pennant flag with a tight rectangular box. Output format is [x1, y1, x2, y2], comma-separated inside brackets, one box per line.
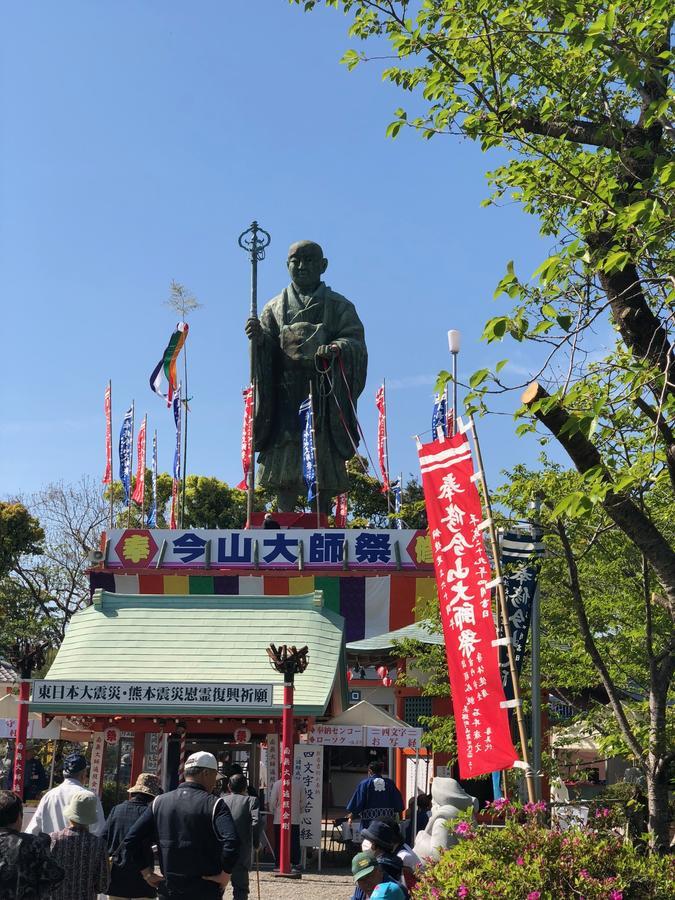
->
[172, 390, 182, 481]
[118, 405, 133, 504]
[499, 530, 545, 699]
[391, 478, 403, 529]
[147, 431, 158, 527]
[299, 396, 317, 502]
[432, 392, 448, 437]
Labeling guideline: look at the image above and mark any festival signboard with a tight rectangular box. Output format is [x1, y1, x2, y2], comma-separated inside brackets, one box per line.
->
[32, 680, 273, 709]
[418, 432, 518, 778]
[104, 528, 432, 570]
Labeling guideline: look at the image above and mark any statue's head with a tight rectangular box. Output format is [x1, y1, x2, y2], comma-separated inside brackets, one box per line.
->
[287, 240, 328, 294]
[430, 776, 476, 812]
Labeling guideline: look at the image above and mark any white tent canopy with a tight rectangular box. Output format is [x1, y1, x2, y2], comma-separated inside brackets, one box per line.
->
[304, 700, 423, 749]
[0, 694, 91, 741]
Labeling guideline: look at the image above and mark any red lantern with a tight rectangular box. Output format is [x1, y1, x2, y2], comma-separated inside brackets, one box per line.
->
[376, 665, 388, 679]
[347, 668, 354, 682]
[382, 676, 394, 687]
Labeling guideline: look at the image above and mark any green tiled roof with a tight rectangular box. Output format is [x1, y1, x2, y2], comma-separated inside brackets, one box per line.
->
[35, 591, 346, 717]
[346, 619, 444, 652]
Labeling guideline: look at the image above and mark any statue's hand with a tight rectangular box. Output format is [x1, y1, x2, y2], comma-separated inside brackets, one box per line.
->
[316, 343, 340, 359]
[245, 317, 262, 343]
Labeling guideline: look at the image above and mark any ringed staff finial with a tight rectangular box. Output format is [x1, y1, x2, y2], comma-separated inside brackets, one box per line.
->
[238, 220, 271, 318]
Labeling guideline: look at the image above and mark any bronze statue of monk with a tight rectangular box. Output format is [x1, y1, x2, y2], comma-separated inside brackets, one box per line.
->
[245, 240, 367, 513]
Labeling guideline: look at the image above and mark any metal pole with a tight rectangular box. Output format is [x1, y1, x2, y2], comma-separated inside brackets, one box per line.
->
[529, 499, 543, 800]
[108, 380, 114, 529]
[451, 352, 458, 435]
[469, 414, 537, 803]
[239, 221, 271, 528]
[309, 381, 320, 527]
[180, 346, 188, 529]
[448, 330, 461, 436]
[411, 746, 420, 844]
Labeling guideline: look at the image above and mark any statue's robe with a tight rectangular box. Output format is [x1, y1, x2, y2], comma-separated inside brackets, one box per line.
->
[253, 281, 367, 496]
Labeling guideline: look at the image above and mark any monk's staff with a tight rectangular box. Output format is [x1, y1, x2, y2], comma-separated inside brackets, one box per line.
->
[238, 220, 271, 527]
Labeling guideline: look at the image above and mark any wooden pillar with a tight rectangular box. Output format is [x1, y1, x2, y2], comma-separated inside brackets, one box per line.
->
[130, 731, 145, 786]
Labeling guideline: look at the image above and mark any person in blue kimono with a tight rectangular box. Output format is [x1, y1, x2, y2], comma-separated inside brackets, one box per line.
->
[346, 762, 404, 832]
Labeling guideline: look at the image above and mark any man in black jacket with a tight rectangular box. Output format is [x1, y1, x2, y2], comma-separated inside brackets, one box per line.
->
[123, 752, 239, 900]
[105, 772, 163, 899]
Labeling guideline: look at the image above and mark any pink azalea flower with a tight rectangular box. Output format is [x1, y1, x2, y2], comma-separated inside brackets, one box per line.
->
[579, 869, 589, 879]
[609, 892, 623, 900]
[527, 893, 541, 900]
[454, 820, 471, 835]
[516, 856, 525, 866]
[458, 886, 469, 898]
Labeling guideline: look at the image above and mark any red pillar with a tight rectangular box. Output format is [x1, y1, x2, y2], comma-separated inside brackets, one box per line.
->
[278, 677, 294, 876]
[12, 679, 30, 798]
[130, 731, 145, 786]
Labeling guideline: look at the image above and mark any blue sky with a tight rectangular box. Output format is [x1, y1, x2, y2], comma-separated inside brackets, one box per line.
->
[1, 0, 565, 501]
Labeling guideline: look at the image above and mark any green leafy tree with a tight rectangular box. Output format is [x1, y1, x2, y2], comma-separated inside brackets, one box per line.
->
[0, 502, 43, 578]
[292, 0, 674, 852]
[345, 455, 427, 527]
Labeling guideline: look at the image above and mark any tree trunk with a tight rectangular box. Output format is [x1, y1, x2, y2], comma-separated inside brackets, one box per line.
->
[522, 382, 675, 613]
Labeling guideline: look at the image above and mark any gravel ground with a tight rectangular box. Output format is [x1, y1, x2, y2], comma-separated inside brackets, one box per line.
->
[223, 869, 354, 900]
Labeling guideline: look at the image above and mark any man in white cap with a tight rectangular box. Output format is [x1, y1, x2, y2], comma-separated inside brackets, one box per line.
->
[123, 750, 239, 900]
[25, 752, 106, 837]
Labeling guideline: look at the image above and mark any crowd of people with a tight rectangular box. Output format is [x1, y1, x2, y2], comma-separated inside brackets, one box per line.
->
[0, 748, 433, 900]
[0, 750, 261, 900]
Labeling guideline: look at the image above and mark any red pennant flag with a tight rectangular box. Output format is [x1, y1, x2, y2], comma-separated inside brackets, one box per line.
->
[102, 383, 112, 485]
[236, 385, 254, 490]
[335, 493, 348, 528]
[170, 478, 179, 529]
[131, 417, 147, 505]
[375, 384, 390, 493]
[418, 432, 518, 778]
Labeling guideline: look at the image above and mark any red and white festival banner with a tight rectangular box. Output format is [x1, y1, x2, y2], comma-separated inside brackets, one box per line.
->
[102, 383, 112, 485]
[335, 493, 348, 528]
[237, 385, 254, 490]
[131, 416, 147, 506]
[375, 384, 390, 492]
[170, 479, 179, 530]
[418, 432, 518, 778]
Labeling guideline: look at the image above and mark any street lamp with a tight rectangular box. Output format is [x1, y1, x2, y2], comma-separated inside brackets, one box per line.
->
[447, 330, 461, 435]
[266, 644, 309, 878]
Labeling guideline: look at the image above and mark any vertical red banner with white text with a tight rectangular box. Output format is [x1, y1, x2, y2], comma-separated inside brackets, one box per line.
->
[237, 385, 254, 490]
[103, 384, 112, 485]
[418, 433, 518, 778]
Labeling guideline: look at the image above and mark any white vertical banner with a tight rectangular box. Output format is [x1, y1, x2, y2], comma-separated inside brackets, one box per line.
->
[88, 733, 105, 795]
[265, 733, 279, 790]
[294, 744, 323, 848]
[364, 575, 391, 638]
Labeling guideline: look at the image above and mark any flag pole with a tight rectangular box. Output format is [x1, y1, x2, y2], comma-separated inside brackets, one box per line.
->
[108, 380, 114, 529]
[239, 220, 271, 528]
[180, 345, 188, 529]
[383, 378, 392, 512]
[469, 414, 536, 804]
[309, 381, 321, 528]
[128, 401, 135, 529]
